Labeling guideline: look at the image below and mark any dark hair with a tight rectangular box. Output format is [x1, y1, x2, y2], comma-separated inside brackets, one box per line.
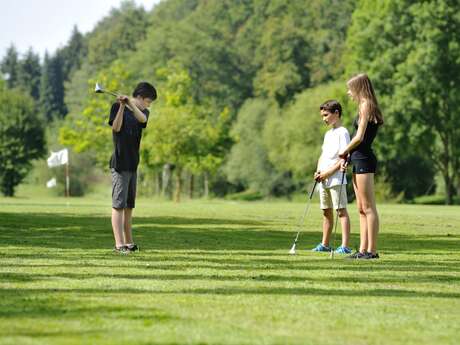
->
[320, 99, 342, 117]
[132, 82, 157, 101]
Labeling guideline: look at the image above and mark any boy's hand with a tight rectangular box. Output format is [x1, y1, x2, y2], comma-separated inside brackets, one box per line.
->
[314, 171, 321, 181]
[315, 171, 330, 182]
[340, 159, 348, 172]
[117, 95, 129, 105]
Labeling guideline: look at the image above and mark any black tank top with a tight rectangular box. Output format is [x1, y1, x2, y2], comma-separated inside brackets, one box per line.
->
[350, 115, 379, 161]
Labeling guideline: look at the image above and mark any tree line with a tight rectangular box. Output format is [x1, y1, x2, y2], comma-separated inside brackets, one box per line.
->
[0, 0, 459, 204]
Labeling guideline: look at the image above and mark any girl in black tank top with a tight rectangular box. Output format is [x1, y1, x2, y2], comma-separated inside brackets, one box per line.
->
[338, 74, 383, 259]
[350, 115, 379, 161]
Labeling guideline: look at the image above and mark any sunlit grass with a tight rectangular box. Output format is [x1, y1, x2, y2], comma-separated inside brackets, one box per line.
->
[0, 196, 459, 345]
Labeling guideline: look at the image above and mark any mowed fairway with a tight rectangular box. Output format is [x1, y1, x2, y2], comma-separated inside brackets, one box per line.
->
[0, 197, 459, 345]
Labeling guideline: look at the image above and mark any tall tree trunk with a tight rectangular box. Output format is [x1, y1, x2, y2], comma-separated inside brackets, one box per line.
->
[443, 172, 454, 205]
[174, 167, 182, 202]
[189, 174, 194, 199]
[204, 172, 209, 199]
[162, 164, 171, 198]
[155, 172, 161, 196]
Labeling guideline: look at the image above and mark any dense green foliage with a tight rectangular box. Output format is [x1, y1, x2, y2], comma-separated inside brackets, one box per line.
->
[345, 0, 460, 203]
[0, 88, 45, 196]
[2, 0, 460, 202]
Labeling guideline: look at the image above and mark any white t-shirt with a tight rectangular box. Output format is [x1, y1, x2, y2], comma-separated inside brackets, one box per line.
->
[318, 126, 350, 188]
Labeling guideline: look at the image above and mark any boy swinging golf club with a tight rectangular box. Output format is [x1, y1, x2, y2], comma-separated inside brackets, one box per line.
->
[96, 81, 157, 253]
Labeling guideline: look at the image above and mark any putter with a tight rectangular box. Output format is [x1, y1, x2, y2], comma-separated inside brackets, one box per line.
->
[289, 180, 318, 255]
[330, 170, 346, 259]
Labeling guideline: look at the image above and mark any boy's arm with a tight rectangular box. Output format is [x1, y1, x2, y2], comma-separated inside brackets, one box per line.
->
[127, 98, 147, 123]
[314, 155, 323, 180]
[111, 102, 125, 133]
[318, 160, 342, 180]
[317, 129, 348, 180]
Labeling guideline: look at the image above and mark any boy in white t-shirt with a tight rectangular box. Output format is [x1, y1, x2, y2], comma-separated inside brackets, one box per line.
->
[312, 100, 352, 254]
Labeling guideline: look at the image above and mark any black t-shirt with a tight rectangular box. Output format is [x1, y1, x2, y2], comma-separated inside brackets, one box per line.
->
[108, 102, 149, 172]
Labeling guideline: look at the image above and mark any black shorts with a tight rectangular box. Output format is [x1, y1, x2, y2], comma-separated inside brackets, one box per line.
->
[352, 157, 377, 174]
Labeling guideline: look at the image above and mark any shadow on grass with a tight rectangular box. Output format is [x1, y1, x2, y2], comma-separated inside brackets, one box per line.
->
[0, 292, 176, 322]
[2, 270, 460, 284]
[1, 212, 459, 252]
[0, 286, 459, 304]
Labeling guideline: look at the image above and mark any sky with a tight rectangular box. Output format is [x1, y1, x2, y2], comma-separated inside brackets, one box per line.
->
[0, 0, 161, 60]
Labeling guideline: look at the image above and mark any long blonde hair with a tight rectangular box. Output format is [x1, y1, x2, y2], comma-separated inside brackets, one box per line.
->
[347, 73, 384, 125]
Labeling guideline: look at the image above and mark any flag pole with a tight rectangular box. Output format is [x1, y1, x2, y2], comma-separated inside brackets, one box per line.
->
[65, 161, 70, 197]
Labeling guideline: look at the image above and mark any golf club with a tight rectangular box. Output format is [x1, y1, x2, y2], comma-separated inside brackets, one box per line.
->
[330, 170, 346, 259]
[94, 83, 120, 97]
[289, 180, 318, 255]
[94, 83, 134, 111]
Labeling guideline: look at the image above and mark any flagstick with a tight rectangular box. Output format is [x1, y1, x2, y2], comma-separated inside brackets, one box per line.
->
[65, 162, 70, 198]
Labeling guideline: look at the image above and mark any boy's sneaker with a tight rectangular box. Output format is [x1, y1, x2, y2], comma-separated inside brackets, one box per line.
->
[126, 244, 140, 252]
[312, 243, 332, 252]
[113, 246, 129, 254]
[335, 246, 352, 254]
[363, 252, 379, 259]
[346, 251, 368, 259]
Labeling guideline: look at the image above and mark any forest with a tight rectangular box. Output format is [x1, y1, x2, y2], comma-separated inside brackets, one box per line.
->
[1, 0, 459, 204]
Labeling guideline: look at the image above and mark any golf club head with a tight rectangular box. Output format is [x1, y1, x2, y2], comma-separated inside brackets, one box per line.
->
[94, 83, 119, 97]
[330, 250, 334, 259]
[94, 83, 104, 94]
[289, 243, 296, 255]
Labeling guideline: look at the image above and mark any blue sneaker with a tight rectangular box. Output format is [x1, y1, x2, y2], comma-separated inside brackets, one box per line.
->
[335, 246, 352, 254]
[312, 243, 332, 252]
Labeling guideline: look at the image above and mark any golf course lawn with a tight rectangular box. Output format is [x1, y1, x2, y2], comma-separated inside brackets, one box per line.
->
[0, 197, 459, 345]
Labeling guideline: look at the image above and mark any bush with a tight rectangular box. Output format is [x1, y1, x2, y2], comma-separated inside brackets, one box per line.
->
[412, 195, 460, 205]
[225, 190, 263, 201]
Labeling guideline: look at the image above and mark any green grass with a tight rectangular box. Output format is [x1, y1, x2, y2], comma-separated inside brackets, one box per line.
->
[0, 196, 459, 345]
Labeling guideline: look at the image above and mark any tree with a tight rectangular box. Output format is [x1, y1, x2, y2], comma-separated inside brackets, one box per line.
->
[17, 48, 42, 100]
[0, 87, 46, 196]
[345, 0, 460, 203]
[40, 53, 67, 120]
[87, 1, 149, 69]
[143, 65, 227, 201]
[225, 98, 281, 196]
[58, 25, 87, 81]
[0, 45, 19, 88]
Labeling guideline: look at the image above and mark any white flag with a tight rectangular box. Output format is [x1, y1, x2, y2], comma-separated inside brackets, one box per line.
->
[47, 149, 68, 167]
[46, 177, 57, 188]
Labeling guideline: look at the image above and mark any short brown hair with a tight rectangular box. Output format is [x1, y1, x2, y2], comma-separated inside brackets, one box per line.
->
[320, 100, 342, 117]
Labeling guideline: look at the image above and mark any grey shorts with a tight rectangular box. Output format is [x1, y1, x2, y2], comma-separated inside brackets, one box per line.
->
[111, 169, 137, 209]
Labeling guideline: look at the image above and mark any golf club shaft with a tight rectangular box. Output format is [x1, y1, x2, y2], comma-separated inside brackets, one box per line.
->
[292, 180, 318, 244]
[103, 89, 120, 97]
[104, 90, 134, 111]
[331, 171, 346, 258]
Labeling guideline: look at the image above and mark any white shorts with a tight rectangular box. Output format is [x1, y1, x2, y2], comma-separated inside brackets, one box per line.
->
[319, 184, 347, 210]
